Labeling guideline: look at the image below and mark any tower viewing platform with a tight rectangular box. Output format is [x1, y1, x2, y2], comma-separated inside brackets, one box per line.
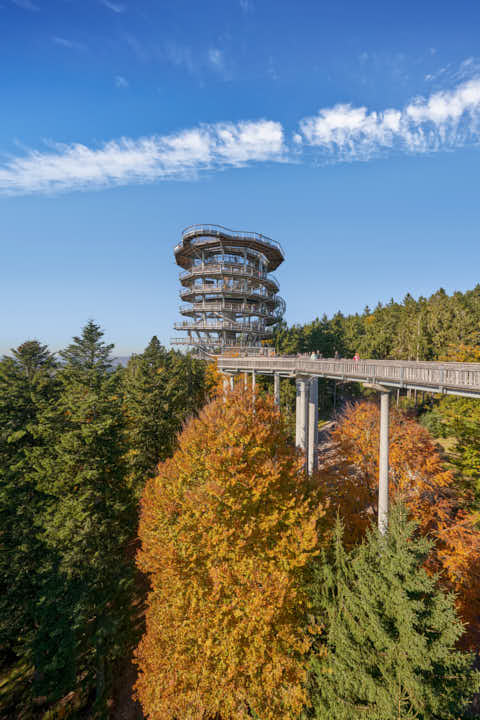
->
[172, 224, 285, 353]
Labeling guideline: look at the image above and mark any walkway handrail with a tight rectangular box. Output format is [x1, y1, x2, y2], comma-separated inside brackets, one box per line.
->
[174, 321, 272, 333]
[179, 265, 279, 290]
[180, 285, 275, 299]
[217, 356, 480, 398]
[179, 300, 284, 317]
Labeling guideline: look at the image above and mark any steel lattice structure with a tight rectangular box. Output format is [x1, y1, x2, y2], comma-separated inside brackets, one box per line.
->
[172, 224, 285, 353]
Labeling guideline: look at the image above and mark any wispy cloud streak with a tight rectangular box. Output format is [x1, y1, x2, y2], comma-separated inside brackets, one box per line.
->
[2, 77, 480, 196]
[297, 78, 480, 160]
[0, 121, 284, 195]
[52, 36, 87, 51]
[11, 0, 39, 10]
[100, 0, 126, 13]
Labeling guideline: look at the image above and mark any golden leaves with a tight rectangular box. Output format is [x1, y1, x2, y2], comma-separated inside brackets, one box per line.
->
[135, 387, 325, 720]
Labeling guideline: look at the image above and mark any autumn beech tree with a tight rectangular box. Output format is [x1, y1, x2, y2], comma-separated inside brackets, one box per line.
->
[318, 401, 480, 648]
[135, 387, 325, 720]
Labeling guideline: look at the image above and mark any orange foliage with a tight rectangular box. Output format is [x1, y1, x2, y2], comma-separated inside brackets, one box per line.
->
[135, 387, 325, 720]
[317, 401, 480, 648]
[439, 343, 480, 362]
[203, 359, 224, 398]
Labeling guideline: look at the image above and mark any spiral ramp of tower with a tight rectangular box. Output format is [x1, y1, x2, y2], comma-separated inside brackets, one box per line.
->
[172, 224, 285, 354]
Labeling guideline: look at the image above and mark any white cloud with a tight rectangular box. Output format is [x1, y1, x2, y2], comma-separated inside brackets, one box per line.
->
[208, 48, 224, 70]
[0, 120, 285, 196]
[114, 75, 129, 88]
[52, 36, 87, 51]
[239, 0, 253, 12]
[3, 74, 480, 196]
[164, 42, 195, 75]
[11, 0, 38, 10]
[100, 0, 126, 12]
[298, 77, 480, 160]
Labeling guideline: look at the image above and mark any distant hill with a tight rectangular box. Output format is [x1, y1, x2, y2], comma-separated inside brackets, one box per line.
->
[112, 356, 131, 367]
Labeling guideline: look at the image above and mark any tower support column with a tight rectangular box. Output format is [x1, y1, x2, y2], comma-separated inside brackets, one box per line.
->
[222, 373, 229, 401]
[274, 373, 280, 406]
[295, 376, 310, 467]
[308, 377, 318, 475]
[378, 389, 390, 534]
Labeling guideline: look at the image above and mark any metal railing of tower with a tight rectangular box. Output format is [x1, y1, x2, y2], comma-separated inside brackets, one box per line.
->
[177, 224, 285, 258]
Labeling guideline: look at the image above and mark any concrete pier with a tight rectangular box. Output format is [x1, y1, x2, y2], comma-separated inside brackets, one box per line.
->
[274, 373, 280, 406]
[378, 389, 390, 534]
[308, 377, 318, 474]
[295, 376, 310, 463]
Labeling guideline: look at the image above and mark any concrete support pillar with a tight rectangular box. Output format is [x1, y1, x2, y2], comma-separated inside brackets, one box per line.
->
[274, 373, 280, 406]
[296, 380, 301, 446]
[222, 374, 229, 401]
[308, 377, 318, 475]
[252, 370, 256, 395]
[378, 390, 390, 535]
[295, 376, 309, 460]
[244, 372, 248, 390]
[230, 374, 234, 391]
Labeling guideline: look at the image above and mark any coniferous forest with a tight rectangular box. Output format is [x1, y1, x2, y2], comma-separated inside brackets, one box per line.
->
[2, 284, 480, 719]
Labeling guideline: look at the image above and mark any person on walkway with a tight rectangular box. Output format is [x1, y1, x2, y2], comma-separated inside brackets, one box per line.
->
[334, 350, 339, 360]
[353, 352, 360, 363]
[310, 351, 317, 360]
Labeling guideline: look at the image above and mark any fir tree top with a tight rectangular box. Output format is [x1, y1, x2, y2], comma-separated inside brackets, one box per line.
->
[60, 320, 114, 371]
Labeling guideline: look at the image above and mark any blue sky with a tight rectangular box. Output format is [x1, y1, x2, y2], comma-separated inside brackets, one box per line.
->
[2, 0, 480, 355]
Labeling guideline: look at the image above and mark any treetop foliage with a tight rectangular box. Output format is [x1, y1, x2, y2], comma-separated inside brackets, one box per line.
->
[0, 324, 209, 715]
[60, 319, 114, 370]
[318, 401, 480, 649]
[136, 386, 326, 720]
[275, 284, 480, 360]
[307, 506, 480, 720]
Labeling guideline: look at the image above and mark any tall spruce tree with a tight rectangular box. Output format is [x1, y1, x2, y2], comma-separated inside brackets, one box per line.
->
[306, 507, 479, 720]
[0, 341, 57, 662]
[123, 337, 171, 494]
[123, 338, 206, 495]
[30, 321, 134, 709]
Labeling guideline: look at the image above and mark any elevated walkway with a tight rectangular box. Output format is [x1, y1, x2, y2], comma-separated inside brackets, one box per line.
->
[217, 356, 480, 398]
[218, 355, 480, 535]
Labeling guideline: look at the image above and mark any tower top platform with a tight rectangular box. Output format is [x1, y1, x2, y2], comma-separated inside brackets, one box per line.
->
[174, 224, 285, 271]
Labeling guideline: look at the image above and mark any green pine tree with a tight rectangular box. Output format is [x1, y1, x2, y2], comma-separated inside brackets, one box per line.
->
[30, 321, 134, 709]
[123, 338, 207, 495]
[123, 336, 171, 494]
[306, 506, 480, 720]
[0, 341, 58, 662]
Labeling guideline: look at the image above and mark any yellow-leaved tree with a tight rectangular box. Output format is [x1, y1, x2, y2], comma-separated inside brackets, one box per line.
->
[135, 386, 325, 720]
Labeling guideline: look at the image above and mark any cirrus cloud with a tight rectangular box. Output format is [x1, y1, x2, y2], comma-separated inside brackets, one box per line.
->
[0, 121, 285, 195]
[298, 77, 480, 159]
[2, 76, 480, 196]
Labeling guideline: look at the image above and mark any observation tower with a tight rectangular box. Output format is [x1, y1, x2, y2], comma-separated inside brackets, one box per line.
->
[173, 224, 285, 354]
